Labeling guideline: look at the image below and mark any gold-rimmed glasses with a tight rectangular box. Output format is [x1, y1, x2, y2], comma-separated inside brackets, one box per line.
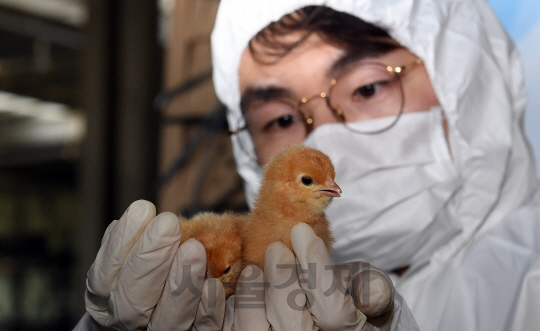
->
[231, 57, 423, 159]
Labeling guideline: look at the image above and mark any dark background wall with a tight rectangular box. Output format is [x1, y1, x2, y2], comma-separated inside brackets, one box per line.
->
[0, 1, 161, 328]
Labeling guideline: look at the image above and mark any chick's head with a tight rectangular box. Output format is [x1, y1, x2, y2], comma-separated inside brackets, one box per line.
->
[259, 145, 341, 214]
[181, 213, 243, 298]
[205, 229, 243, 298]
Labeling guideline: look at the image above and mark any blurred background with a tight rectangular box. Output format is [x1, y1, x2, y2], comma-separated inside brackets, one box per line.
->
[0, 0, 537, 330]
[0, 0, 246, 329]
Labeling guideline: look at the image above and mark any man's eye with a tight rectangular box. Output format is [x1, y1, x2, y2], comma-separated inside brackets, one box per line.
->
[352, 81, 389, 100]
[264, 114, 298, 130]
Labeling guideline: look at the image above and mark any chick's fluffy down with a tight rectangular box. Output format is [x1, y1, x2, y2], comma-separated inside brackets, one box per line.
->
[241, 145, 339, 269]
[180, 212, 244, 297]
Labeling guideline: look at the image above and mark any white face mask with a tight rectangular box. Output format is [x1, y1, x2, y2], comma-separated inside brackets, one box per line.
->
[302, 107, 463, 271]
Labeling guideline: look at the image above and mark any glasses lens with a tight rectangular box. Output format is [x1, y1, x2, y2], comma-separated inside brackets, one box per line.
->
[329, 62, 404, 133]
[238, 100, 307, 161]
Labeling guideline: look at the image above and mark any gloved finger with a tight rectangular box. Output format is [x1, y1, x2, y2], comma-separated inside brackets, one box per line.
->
[291, 223, 367, 331]
[148, 238, 206, 331]
[101, 219, 118, 246]
[264, 242, 314, 331]
[86, 200, 156, 324]
[192, 278, 226, 331]
[222, 295, 235, 331]
[346, 262, 394, 318]
[107, 212, 183, 330]
[233, 265, 270, 331]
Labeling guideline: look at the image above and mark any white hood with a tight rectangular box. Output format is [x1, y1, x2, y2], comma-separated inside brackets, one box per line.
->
[211, 0, 538, 281]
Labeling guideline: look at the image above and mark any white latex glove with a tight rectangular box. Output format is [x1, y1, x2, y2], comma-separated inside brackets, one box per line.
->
[79, 200, 226, 331]
[225, 223, 418, 331]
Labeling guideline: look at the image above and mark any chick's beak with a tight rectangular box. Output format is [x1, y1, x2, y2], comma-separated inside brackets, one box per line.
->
[318, 178, 342, 198]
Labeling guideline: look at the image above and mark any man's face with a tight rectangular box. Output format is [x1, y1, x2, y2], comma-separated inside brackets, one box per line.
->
[239, 33, 439, 164]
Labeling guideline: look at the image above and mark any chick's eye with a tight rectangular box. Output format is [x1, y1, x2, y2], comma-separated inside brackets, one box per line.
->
[301, 176, 314, 186]
[223, 266, 231, 274]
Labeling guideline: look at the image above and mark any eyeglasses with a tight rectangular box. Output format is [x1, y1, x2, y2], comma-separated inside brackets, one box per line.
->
[230, 57, 423, 160]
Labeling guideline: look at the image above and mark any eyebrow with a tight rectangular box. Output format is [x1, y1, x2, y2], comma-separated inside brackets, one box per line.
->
[240, 51, 374, 113]
[326, 51, 372, 79]
[240, 86, 295, 113]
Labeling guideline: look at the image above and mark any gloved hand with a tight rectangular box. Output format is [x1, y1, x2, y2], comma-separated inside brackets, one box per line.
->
[83, 200, 226, 331]
[224, 223, 401, 331]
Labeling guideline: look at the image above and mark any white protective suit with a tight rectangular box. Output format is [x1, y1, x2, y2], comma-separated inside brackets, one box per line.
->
[211, 0, 540, 330]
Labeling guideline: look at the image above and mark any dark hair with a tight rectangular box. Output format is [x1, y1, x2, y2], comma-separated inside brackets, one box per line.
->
[249, 6, 402, 63]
